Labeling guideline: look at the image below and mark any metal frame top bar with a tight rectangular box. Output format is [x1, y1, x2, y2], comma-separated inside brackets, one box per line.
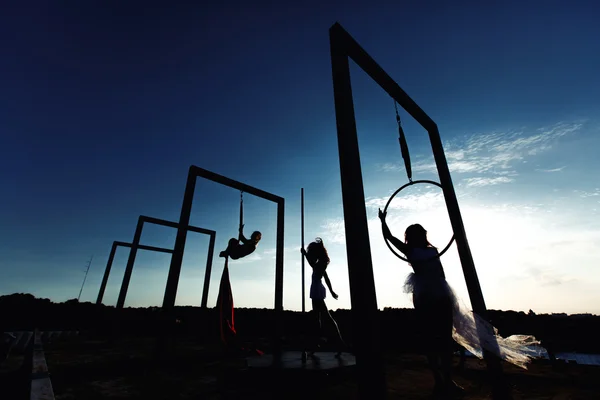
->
[330, 23, 436, 131]
[113, 241, 174, 254]
[140, 215, 216, 235]
[190, 165, 283, 203]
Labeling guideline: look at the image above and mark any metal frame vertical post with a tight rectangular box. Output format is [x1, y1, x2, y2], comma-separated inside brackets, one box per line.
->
[273, 197, 285, 361]
[116, 218, 144, 309]
[201, 231, 216, 309]
[330, 26, 387, 400]
[97, 243, 117, 305]
[163, 168, 197, 311]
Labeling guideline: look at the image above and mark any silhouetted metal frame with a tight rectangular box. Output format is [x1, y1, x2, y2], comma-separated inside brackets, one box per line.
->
[96, 240, 174, 305]
[162, 165, 285, 361]
[96, 216, 216, 309]
[118, 216, 216, 309]
[329, 22, 509, 399]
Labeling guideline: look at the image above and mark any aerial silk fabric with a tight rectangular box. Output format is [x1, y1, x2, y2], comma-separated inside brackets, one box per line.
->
[216, 258, 263, 356]
[404, 272, 547, 369]
[217, 258, 236, 345]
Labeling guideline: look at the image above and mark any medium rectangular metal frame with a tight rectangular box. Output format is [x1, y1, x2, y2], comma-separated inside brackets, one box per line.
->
[329, 22, 507, 399]
[95, 215, 216, 309]
[162, 165, 285, 359]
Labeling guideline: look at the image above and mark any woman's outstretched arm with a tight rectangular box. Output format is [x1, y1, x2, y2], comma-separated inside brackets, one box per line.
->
[379, 209, 409, 255]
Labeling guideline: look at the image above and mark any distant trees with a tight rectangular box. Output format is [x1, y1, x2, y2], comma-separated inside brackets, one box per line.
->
[1, 294, 600, 353]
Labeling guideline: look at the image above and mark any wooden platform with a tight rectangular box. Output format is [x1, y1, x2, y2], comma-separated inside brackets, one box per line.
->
[246, 351, 356, 370]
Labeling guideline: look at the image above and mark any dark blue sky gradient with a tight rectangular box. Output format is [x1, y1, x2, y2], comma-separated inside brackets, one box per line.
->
[1, 1, 599, 306]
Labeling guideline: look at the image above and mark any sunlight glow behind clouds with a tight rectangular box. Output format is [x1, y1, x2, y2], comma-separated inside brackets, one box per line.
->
[313, 120, 600, 314]
[319, 200, 600, 314]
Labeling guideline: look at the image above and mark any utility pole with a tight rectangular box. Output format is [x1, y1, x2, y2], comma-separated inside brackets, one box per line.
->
[78, 255, 94, 302]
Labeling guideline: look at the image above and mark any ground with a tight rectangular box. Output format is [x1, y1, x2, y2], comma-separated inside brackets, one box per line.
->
[5, 334, 599, 399]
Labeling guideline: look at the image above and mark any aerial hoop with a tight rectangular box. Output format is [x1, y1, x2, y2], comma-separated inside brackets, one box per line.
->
[382, 179, 455, 263]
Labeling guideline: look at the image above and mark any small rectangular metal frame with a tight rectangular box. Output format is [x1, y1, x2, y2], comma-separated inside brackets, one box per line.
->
[95, 216, 216, 309]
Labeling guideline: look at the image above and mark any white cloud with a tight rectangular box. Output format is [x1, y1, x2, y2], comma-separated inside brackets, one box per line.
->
[535, 166, 566, 173]
[377, 121, 582, 177]
[365, 190, 445, 212]
[574, 189, 600, 198]
[464, 176, 514, 187]
[320, 219, 346, 244]
[525, 267, 576, 287]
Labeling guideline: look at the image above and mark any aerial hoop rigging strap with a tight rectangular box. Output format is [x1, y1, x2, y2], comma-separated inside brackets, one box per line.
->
[395, 101, 412, 182]
[239, 191, 244, 233]
[386, 102, 453, 262]
[383, 180, 455, 263]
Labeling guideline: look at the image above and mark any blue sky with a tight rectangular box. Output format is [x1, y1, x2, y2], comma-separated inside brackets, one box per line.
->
[1, 2, 599, 315]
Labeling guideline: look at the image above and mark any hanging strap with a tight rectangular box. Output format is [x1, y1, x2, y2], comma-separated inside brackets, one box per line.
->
[239, 191, 244, 232]
[395, 101, 412, 182]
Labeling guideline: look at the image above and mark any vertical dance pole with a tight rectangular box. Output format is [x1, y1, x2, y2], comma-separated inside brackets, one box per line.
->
[301, 188, 305, 313]
[301, 188, 306, 363]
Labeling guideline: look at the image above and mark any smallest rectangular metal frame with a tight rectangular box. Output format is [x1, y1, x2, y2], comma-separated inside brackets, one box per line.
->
[95, 215, 216, 309]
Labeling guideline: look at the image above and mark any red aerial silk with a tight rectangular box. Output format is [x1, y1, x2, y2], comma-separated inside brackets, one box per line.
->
[217, 258, 236, 345]
[216, 257, 263, 356]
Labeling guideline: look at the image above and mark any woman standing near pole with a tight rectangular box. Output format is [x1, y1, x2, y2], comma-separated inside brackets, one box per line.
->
[301, 237, 347, 357]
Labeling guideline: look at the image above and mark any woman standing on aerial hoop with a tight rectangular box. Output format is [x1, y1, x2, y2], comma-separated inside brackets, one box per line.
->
[379, 209, 465, 398]
[301, 238, 347, 357]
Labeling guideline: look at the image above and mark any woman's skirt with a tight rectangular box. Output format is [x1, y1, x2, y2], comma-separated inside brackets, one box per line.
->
[404, 272, 546, 369]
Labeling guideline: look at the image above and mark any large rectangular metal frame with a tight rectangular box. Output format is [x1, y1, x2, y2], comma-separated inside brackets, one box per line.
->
[329, 22, 508, 399]
[162, 165, 285, 360]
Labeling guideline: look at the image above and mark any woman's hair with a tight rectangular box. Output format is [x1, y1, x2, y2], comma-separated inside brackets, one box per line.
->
[306, 237, 330, 266]
[404, 224, 435, 249]
[251, 231, 262, 241]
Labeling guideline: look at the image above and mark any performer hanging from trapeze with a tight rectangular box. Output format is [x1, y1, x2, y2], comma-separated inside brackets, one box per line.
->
[219, 190, 262, 260]
[301, 238, 348, 358]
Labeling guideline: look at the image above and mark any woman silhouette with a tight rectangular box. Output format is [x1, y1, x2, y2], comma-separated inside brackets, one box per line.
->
[379, 209, 464, 397]
[301, 238, 347, 357]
